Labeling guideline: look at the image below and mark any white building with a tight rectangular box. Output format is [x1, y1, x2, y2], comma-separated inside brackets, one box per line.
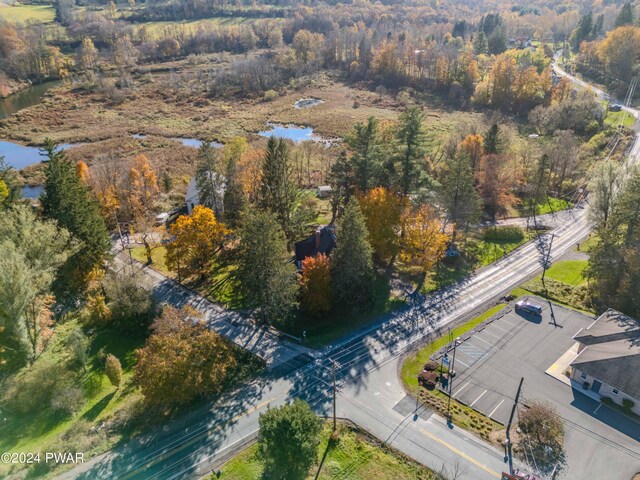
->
[185, 172, 225, 215]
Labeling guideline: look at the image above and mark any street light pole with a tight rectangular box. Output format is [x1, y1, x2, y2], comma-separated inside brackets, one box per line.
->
[332, 360, 337, 432]
[506, 377, 524, 475]
[446, 337, 460, 423]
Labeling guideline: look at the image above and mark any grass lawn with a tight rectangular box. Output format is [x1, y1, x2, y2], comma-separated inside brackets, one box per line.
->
[130, 245, 173, 277]
[0, 319, 148, 478]
[604, 109, 635, 128]
[281, 275, 405, 347]
[0, 4, 56, 23]
[401, 303, 506, 393]
[466, 226, 534, 267]
[212, 422, 436, 480]
[535, 197, 571, 215]
[511, 259, 593, 314]
[544, 260, 587, 286]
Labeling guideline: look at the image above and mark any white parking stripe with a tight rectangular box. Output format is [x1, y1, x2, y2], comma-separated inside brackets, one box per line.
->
[470, 389, 487, 407]
[453, 382, 470, 397]
[488, 399, 505, 418]
[471, 334, 494, 346]
[480, 328, 501, 339]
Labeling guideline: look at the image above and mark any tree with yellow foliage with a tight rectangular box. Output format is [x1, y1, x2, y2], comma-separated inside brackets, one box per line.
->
[300, 254, 333, 315]
[166, 205, 228, 281]
[597, 25, 640, 84]
[357, 187, 404, 263]
[76, 161, 90, 184]
[400, 204, 448, 292]
[128, 154, 159, 221]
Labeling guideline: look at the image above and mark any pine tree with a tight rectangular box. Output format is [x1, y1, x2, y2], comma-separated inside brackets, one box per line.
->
[440, 150, 481, 238]
[473, 31, 489, 54]
[615, 2, 635, 27]
[195, 141, 225, 218]
[483, 123, 503, 154]
[223, 155, 246, 229]
[331, 198, 375, 308]
[395, 107, 428, 197]
[346, 117, 382, 191]
[327, 151, 354, 221]
[236, 209, 299, 323]
[41, 139, 109, 294]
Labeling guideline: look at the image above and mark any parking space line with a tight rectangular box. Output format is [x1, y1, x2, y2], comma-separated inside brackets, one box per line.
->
[454, 357, 470, 368]
[488, 399, 505, 418]
[480, 328, 502, 339]
[487, 323, 510, 333]
[453, 382, 470, 397]
[472, 334, 495, 347]
[470, 389, 487, 407]
[499, 319, 519, 328]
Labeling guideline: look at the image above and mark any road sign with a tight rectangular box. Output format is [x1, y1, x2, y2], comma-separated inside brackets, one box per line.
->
[443, 354, 450, 366]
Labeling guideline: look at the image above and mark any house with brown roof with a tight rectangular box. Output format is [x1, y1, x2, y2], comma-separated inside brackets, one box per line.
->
[569, 309, 640, 415]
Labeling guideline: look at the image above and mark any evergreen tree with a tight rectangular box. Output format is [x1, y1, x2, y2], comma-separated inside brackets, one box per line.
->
[195, 141, 225, 218]
[331, 198, 375, 308]
[327, 151, 354, 221]
[258, 137, 312, 243]
[483, 123, 503, 154]
[571, 11, 594, 51]
[593, 14, 604, 37]
[488, 27, 507, 55]
[615, 2, 635, 27]
[473, 31, 489, 54]
[346, 116, 383, 192]
[41, 139, 109, 294]
[105, 353, 123, 387]
[223, 155, 246, 229]
[236, 209, 299, 324]
[394, 106, 428, 197]
[440, 150, 481, 237]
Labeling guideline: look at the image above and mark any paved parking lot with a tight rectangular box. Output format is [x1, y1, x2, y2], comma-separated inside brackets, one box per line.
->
[446, 300, 597, 423]
[440, 298, 640, 479]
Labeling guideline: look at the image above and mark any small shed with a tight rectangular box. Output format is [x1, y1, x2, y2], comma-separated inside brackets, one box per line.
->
[316, 185, 332, 199]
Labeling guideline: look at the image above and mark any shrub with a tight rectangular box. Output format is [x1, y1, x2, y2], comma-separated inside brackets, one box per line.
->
[622, 398, 635, 411]
[104, 272, 155, 331]
[483, 226, 524, 242]
[423, 360, 439, 371]
[105, 353, 123, 388]
[3, 361, 72, 414]
[418, 370, 438, 389]
[601, 396, 614, 406]
[50, 386, 85, 416]
[263, 90, 278, 102]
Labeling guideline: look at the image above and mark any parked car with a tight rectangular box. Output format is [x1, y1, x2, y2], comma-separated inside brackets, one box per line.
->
[609, 104, 622, 112]
[515, 300, 542, 316]
[154, 212, 170, 225]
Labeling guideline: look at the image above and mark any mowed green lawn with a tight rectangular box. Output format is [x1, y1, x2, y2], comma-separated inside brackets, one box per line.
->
[544, 260, 588, 286]
[214, 423, 436, 480]
[0, 4, 55, 24]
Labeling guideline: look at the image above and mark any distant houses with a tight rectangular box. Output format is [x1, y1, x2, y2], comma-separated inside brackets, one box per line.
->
[570, 309, 640, 415]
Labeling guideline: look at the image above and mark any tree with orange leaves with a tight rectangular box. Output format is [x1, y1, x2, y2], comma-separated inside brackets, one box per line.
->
[459, 133, 484, 171]
[300, 254, 333, 315]
[76, 161, 90, 184]
[166, 205, 228, 280]
[399, 204, 448, 292]
[128, 154, 159, 220]
[357, 187, 404, 263]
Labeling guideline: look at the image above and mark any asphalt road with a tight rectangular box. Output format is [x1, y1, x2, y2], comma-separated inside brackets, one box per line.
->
[56, 59, 640, 480]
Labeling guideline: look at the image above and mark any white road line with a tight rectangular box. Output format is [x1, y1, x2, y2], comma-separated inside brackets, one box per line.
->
[453, 382, 470, 397]
[470, 389, 487, 407]
[594, 403, 603, 415]
[488, 399, 505, 418]
[486, 323, 510, 334]
[454, 357, 470, 368]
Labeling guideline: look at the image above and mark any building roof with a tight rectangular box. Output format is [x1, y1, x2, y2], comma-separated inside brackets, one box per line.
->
[573, 309, 640, 346]
[571, 309, 640, 399]
[294, 225, 336, 269]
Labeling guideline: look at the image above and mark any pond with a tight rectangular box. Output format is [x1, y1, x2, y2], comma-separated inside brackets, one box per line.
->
[132, 134, 222, 149]
[258, 123, 320, 143]
[0, 141, 76, 170]
[0, 80, 60, 121]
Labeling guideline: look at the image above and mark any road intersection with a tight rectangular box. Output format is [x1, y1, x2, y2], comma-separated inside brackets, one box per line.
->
[57, 60, 640, 480]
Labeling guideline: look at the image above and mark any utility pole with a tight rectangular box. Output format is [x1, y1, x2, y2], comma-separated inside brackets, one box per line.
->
[541, 233, 555, 287]
[446, 337, 460, 423]
[331, 360, 338, 432]
[506, 377, 524, 475]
